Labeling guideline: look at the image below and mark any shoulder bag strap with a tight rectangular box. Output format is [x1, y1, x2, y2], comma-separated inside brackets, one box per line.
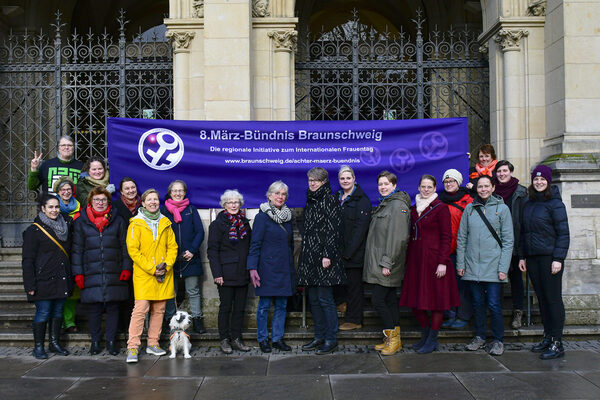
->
[448, 202, 465, 212]
[473, 207, 503, 248]
[33, 223, 70, 259]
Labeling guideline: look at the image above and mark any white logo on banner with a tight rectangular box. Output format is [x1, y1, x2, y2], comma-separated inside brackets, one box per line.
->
[138, 128, 184, 170]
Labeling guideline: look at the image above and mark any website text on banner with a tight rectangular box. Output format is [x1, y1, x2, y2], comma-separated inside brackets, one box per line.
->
[106, 118, 469, 208]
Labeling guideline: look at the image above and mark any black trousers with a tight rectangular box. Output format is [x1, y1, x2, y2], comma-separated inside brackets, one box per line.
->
[508, 255, 524, 310]
[527, 255, 565, 340]
[217, 285, 248, 340]
[370, 284, 399, 329]
[333, 268, 364, 324]
[88, 301, 120, 342]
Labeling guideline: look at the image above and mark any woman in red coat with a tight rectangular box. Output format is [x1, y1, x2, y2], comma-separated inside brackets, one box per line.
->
[400, 174, 459, 354]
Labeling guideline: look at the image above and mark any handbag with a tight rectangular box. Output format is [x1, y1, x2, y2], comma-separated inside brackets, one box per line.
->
[33, 223, 69, 259]
[474, 207, 503, 248]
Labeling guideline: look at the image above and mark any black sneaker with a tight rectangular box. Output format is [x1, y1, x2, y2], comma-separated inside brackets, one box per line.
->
[259, 340, 271, 353]
[540, 340, 564, 359]
[531, 336, 552, 353]
[272, 340, 291, 351]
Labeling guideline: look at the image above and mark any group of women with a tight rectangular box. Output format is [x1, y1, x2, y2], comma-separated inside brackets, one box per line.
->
[23, 137, 570, 361]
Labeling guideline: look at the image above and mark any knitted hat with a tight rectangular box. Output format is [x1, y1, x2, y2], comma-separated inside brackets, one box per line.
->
[531, 165, 552, 185]
[442, 169, 463, 186]
[53, 176, 75, 194]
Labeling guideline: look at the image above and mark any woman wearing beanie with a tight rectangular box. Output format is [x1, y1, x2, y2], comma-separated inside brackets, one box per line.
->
[438, 169, 473, 330]
[493, 160, 528, 329]
[519, 165, 570, 359]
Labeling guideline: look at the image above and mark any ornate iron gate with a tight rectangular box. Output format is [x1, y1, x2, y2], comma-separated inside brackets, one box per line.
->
[0, 11, 172, 243]
[295, 11, 489, 154]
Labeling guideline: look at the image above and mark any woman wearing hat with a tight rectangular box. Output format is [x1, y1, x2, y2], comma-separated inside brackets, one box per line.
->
[519, 165, 570, 359]
[438, 169, 473, 330]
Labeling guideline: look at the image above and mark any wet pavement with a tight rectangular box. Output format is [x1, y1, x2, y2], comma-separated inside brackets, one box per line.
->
[2, 341, 600, 399]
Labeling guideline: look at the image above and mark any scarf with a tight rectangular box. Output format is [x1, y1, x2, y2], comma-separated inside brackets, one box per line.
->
[378, 187, 400, 204]
[85, 173, 110, 188]
[58, 195, 78, 215]
[260, 201, 292, 224]
[164, 198, 190, 223]
[37, 211, 68, 242]
[137, 208, 161, 240]
[415, 192, 438, 216]
[438, 187, 469, 204]
[474, 159, 498, 178]
[86, 204, 111, 233]
[225, 210, 247, 242]
[494, 176, 519, 202]
[121, 193, 141, 214]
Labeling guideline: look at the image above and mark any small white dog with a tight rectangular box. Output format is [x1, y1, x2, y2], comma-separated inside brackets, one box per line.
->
[168, 311, 192, 359]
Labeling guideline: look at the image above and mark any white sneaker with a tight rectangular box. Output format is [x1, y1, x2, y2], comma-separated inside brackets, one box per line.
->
[146, 345, 167, 356]
[126, 348, 139, 363]
[466, 336, 486, 351]
[489, 340, 504, 356]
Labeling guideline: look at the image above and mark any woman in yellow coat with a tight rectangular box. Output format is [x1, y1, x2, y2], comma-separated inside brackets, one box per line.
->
[125, 189, 178, 363]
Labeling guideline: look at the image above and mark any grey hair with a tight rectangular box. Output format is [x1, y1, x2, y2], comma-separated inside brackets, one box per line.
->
[338, 165, 355, 179]
[167, 180, 188, 196]
[307, 167, 329, 183]
[266, 180, 289, 200]
[220, 189, 244, 207]
[58, 135, 74, 145]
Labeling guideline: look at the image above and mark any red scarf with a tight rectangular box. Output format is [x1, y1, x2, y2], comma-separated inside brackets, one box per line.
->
[86, 204, 111, 233]
[474, 159, 498, 178]
[225, 210, 247, 242]
[121, 193, 141, 214]
[165, 198, 190, 223]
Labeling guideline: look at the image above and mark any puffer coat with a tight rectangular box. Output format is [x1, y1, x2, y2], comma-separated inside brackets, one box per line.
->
[297, 182, 346, 287]
[363, 190, 411, 287]
[71, 206, 132, 303]
[126, 213, 178, 300]
[22, 216, 74, 301]
[208, 210, 251, 287]
[438, 187, 473, 254]
[161, 204, 205, 278]
[337, 183, 372, 268]
[456, 194, 514, 282]
[519, 186, 570, 262]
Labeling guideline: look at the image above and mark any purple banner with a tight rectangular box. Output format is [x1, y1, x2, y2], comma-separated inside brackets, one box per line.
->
[107, 118, 469, 207]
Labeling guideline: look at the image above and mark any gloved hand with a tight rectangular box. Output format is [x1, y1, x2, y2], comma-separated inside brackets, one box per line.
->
[105, 183, 116, 193]
[249, 269, 261, 288]
[75, 274, 84, 289]
[120, 270, 132, 281]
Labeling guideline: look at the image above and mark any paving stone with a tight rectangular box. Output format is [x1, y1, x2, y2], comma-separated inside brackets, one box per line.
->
[0, 356, 45, 378]
[330, 373, 472, 400]
[495, 350, 600, 372]
[268, 353, 386, 375]
[57, 377, 202, 400]
[576, 371, 600, 388]
[381, 352, 508, 373]
[197, 375, 332, 399]
[0, 377, 76, 400]
[455, 371, 600, 400]
[24, 357, 157, 377]
[145, 356, 268, 377]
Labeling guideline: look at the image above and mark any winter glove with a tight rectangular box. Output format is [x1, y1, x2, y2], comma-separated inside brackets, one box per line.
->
[120, 270, 132, 281]
[105, 183, 116, 193]
[249, 269, 261, 288]
[75, 274, 84, 289]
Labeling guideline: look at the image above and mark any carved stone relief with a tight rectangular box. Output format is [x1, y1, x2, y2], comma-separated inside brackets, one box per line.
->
[166, 31, 196, 51]
[527, 0, 546, 16]
[253, 0, 270, 17]
[192, 0, 204, 18]
[268, 30, 297, 52]
[494, 29, 529, 52]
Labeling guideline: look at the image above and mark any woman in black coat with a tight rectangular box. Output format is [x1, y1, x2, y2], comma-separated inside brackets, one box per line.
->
[519, 165, 570, 359]
[335, 165, 371, 331]
[208, 189, 252, 354]
[72, 186, 132, 356]
[22, 194, 73, 359]
[298, 167, 346, 355]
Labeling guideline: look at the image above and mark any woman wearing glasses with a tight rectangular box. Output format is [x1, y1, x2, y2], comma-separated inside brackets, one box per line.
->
[72, 186, 132, 356]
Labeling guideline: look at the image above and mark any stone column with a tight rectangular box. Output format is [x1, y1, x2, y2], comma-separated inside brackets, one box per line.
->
[268, 29, 297, 120]
[165, 31, 195, 120]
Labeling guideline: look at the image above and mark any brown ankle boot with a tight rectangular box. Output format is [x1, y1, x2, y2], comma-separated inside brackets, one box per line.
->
[375, 329, 392, 351]
[380, 326, 402, 356]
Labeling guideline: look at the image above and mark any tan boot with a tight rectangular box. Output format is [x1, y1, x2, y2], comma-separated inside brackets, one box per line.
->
[380, 326, 402, 356]
[374, 329, 392, 351]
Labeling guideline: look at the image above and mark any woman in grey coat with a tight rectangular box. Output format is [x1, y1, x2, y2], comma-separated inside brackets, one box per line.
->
[456, 175, 514, 356]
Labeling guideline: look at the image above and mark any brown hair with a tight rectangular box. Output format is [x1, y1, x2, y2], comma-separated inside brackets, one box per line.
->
[478, 144, 497, 160]
[528, 184, 552, 201]
[82, 156, 107, 174]
[119, 177, 138, 192]
[377, 170, 397, 185]
[419, 174, 437, 187]
[87, 186, 112, 206]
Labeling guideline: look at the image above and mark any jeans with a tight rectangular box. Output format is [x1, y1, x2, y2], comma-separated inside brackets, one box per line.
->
[88, 301, 120, 342]
[217, 285, 248, 340]
[165, 275, 203, 320]
[34, 298, 66, 323]
[307, 286, 338, 342]
[527, 255, 565, 340]
[256, 296, 287, 343]
[127, 300, 166, 349]
[470, 282, 504, 342]
[370, 284, 399, 329]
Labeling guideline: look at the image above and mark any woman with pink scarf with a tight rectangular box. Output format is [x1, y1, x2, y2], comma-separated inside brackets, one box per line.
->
[161, 180, 206, 334]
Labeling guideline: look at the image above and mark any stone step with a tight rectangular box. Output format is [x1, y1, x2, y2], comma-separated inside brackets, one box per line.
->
[0, 248, 22, 262]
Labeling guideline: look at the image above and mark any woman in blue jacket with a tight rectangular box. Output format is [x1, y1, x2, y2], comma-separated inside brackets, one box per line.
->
[519, 165, 570, 359]
[247, 181, 295, 353]
[161, 180, 206, 334]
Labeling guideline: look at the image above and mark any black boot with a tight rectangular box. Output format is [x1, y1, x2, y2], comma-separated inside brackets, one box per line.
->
[32, 322, 48, 359]
[411, 327, 430, 351]
[193, 317, 206, 334]
[106, 341, 119, 356]
[417, 329, 439, 354]
[540, 339, 564, 359]
[531, 335, 552, 353]
[48, 318, 69, 356]
[90, 341, 102, 355]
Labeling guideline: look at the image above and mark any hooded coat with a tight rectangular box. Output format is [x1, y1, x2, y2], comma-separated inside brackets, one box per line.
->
[363, 190, 410, 287]
[337, 183, 372, 268]
[297, 182, 346, 287]
[455, 194, 514, 283]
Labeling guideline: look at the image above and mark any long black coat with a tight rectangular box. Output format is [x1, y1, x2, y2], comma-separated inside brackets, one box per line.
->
[161, 204, 205, 277]
[520, 186, 570, 262]
[337, 184, 371, 268]
[207, 211, 251, 287]
[22, 216, 74, 301]
[507, 184, 528, 257]
[298, 182, 346, 286]
[71, 206, 132, 303]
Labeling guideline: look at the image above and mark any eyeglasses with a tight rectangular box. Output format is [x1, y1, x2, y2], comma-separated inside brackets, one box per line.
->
[225, 201, 240, 205]
[171, 189, 185, 193]
[92, 198, 108, 203]
[59, 144, 74, 148]
[443, 180, 457, 185]
[58, 187, 72, 192]
[308, 179, 321, 183]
